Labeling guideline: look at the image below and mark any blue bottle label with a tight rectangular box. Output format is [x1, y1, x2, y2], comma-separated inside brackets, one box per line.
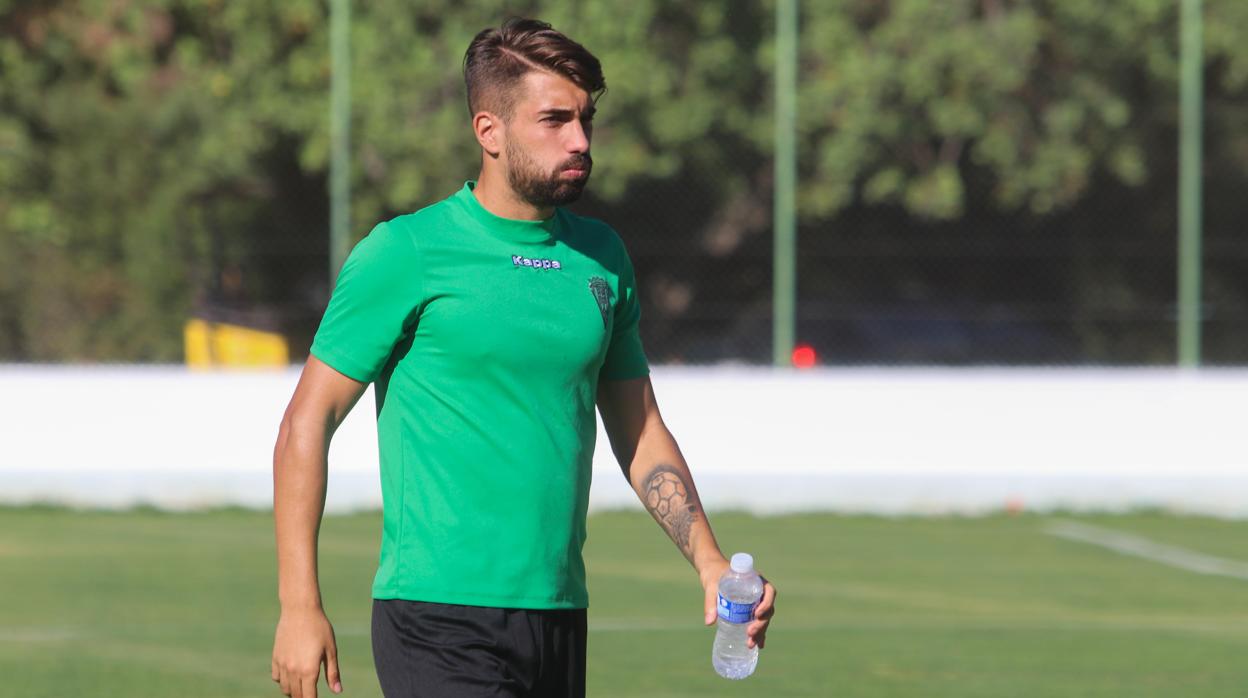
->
[717, 592, 758, 624]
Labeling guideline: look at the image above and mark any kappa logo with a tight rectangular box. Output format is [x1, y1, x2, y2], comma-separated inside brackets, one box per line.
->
[512, 254, 562, 270]
[588, 276, 612, 328]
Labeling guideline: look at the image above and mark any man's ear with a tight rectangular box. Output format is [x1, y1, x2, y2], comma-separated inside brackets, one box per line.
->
[473, 111, 503, 158]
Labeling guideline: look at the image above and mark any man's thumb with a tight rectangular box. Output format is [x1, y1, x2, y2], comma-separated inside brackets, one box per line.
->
[704, 589, 717, 626]
[326, 649, 343, 694]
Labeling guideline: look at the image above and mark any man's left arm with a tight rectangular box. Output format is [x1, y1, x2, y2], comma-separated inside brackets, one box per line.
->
[596, 375, 776, 649]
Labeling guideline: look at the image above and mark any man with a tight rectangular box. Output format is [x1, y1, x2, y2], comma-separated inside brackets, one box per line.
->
[270, 18, 775, 698]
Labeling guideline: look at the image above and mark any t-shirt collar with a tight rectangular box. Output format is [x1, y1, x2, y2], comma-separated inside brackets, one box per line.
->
[458, 181, 560, 245]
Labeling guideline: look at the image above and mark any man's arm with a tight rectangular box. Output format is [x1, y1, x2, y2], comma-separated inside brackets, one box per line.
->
[596, 375, 776, 649]
[271, 356, 368, 698]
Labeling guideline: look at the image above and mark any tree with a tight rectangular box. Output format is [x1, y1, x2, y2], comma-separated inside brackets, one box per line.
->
[2, 0, 1246, 363]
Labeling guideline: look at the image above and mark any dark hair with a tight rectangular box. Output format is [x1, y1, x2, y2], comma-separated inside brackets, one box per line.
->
[463, 18, 605, 119]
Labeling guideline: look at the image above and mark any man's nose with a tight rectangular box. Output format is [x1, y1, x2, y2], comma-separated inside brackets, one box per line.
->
[565, 120, 589, 153]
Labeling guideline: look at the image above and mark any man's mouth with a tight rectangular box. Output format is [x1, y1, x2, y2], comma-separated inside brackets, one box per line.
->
[559, 157, 592, 179]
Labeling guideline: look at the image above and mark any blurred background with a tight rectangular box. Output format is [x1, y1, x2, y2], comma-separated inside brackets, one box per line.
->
[3, 2, 1248, 696]
[3, 0, 1246, 367]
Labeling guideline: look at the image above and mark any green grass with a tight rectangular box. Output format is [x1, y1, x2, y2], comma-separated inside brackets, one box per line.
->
[2, 506, 1247, 697]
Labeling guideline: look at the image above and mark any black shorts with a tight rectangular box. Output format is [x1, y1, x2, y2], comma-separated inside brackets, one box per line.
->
[371, 598, 587, 698]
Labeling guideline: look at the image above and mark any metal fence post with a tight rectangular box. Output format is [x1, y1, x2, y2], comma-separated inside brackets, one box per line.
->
[773, 0, 798, 367]
[1178, 0, 1203, 367]
[329, 0, 352, 287]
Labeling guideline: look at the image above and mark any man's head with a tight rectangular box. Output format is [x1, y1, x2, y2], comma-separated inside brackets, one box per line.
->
[464, 18, 605, 209]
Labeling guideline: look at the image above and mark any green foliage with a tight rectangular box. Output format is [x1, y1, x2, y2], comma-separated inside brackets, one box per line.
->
[798, 0, 1207, 219]
[0, 1, 329, 360]
[1, 0, 1246, 360]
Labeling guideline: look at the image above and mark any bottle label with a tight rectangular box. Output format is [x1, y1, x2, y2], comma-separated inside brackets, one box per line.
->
[717, 592, 758, 624]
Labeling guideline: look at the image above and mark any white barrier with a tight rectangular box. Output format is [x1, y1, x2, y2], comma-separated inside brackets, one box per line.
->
[1, 366, 1245, 516]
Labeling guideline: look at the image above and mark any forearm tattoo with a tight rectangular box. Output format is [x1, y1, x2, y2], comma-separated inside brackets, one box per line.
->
[642, 464, 702, 557]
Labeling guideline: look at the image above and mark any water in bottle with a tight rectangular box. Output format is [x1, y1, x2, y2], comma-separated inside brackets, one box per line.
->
[712, 552, 764, 679]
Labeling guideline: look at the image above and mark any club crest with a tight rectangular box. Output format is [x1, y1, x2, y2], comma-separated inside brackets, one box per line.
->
[588, 277, 611, 328]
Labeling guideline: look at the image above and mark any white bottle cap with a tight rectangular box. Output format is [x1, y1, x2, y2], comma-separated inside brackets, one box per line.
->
[730, 552, 754, 573]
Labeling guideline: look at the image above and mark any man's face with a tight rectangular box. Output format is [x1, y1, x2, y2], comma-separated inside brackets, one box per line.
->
[500, 71, 595, 209]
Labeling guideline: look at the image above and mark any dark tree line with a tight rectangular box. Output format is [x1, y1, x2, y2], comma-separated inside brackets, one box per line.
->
[2, 0, 1246, 363]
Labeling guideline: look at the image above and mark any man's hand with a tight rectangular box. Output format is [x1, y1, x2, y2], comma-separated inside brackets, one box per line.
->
[272, 357, 364, 697]
[701, 560, 777, 650]
[271, 607, 343, 697]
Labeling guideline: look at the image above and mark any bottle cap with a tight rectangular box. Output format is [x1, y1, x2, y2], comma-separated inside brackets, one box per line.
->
[730, 552, 754, 573]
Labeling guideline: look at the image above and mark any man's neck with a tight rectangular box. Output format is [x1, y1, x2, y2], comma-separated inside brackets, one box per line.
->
[473, 167, 553, 221]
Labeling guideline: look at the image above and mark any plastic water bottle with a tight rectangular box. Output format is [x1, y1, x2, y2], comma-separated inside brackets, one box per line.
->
[712, 552, 764, 679]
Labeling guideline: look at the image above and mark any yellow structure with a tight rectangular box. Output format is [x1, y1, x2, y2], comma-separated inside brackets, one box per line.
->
[184, 319, 289, 368]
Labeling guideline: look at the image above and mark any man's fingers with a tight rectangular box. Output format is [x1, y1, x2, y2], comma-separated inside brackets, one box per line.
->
[271, 659, 280, 683]
[325, 647, 343, 694]
[278, 668, 291, 697]
[301, 673, 318, 698]
[747, 577, 776, 650]
[746, 619, 770, 649]
[755, 578, 777, 619]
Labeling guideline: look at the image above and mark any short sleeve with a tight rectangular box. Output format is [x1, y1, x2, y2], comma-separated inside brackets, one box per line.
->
[309, 222, 422, 383]
[599, 241, 650, 381]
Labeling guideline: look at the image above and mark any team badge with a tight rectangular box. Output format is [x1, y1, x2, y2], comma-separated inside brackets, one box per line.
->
[588, 277, 611, 328]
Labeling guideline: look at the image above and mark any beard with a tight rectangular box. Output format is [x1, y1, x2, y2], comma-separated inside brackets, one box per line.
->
[505, 138, 592, 209]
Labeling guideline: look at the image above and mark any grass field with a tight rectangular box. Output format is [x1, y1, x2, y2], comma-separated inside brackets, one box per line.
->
[2, 505, 1247, 697]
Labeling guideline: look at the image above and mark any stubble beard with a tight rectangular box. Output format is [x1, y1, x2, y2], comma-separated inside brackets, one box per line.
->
[505, 137, 592, 209]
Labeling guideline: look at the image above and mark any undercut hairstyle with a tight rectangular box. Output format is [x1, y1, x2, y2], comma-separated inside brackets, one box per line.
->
[463, 18, 606, 120]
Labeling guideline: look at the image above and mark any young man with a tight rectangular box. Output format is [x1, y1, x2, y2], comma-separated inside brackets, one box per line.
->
[270, 18, 775, 698]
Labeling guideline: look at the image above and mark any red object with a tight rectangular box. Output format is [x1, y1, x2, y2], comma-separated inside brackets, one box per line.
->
[791, 343, 817, 369]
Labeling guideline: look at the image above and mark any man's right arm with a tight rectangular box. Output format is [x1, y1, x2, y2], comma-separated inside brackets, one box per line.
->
[271, 356, 368, 698]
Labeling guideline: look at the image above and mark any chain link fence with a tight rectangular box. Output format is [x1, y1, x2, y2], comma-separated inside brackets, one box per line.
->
[3, 3, 1246, 367]
[575, 99, 1247, 367]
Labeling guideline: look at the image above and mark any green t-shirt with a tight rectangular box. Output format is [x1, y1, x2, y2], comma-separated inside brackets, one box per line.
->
[310, 182, 649, 609]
